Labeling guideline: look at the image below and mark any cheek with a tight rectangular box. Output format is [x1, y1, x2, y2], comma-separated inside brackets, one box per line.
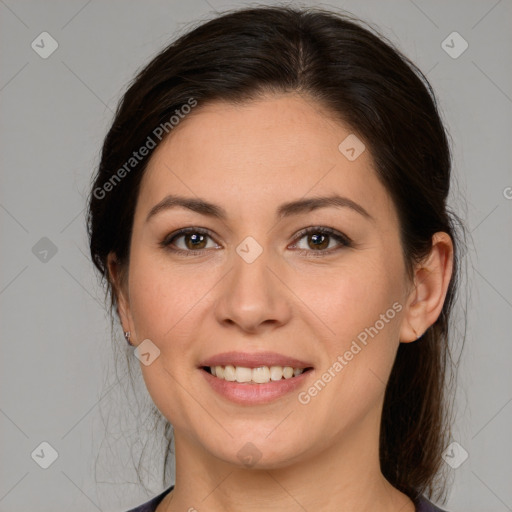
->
[126, 251, 212, 427]
[292, 257, 403, 398]
[294, 258, 402, 344]
[127, 248, 209, 344]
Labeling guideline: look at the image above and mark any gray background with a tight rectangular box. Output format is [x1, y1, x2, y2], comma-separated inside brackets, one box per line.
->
[1, 0, 511, 511]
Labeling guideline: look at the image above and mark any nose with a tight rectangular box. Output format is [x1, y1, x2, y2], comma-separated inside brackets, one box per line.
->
[214, 247, 293, 334]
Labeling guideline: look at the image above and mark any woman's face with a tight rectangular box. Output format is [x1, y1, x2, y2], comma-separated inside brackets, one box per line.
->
[114, 93, 416, 468]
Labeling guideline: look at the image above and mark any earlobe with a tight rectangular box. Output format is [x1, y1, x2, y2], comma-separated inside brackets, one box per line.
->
[107, 253, 135, 340]
[399, 232, 454, 343]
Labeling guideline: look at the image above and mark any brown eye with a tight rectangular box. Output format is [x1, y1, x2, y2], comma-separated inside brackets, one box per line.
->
[160, 228, 220, 254]
[307, 233, 329, 250]
[291, 227, 352, 255]
[183, 232, 208, 250]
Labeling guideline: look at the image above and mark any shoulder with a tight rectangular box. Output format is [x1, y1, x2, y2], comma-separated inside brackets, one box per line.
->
[415, 494, 450, 512]
[125, 485, 174, 512]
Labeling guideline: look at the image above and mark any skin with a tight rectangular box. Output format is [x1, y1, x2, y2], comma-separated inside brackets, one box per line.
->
[108, 93, 453, 512]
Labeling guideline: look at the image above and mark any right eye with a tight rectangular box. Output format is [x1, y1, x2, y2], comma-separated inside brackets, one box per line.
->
[160, 227, 221, 255]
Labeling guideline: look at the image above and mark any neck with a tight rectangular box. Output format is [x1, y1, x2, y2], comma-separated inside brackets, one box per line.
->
[158, 409, 415, 512]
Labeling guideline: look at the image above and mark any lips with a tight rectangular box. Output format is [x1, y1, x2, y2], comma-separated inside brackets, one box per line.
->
[200, 364, 313, 404]
[199, 351, 313, 369]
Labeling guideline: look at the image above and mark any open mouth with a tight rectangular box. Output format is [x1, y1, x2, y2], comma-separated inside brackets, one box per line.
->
[201, 365, 314, 384]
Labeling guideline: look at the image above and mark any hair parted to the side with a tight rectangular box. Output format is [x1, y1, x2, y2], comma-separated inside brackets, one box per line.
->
[87, 4, 466, 503]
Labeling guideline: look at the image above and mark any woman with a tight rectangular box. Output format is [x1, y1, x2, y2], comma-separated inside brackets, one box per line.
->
[88, 5, 465, 511]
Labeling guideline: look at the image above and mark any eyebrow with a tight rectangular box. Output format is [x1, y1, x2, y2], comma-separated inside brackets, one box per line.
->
[145, 194, 373, 223]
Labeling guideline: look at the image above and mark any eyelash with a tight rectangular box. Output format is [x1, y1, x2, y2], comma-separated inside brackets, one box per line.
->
[160, 226, 352, 257]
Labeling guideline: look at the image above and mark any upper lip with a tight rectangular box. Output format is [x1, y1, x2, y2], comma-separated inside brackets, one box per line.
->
[200, 351, 313, 369]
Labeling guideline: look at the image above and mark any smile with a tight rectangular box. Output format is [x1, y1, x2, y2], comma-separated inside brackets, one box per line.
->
[202, 365, 313, 384]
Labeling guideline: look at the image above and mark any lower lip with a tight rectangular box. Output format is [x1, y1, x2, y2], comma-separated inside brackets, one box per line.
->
[200, 368, 313, 405]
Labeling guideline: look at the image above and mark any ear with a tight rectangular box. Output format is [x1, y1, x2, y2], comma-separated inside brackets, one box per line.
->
[107, 252, 136, 342]
[399, 232, 454, 343]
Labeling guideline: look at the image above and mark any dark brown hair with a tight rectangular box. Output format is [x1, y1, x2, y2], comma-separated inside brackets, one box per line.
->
[88, 5, 466, 502]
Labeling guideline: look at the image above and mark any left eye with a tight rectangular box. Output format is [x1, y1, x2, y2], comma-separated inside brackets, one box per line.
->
[291, 228, 351, 252]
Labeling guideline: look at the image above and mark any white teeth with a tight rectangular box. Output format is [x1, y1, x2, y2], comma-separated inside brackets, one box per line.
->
[252, 366, 270, 383]
[235, 366, 252, 383]
[208, 365, 306, 384]
[269, 366, 283, 381]
[224, 365, 236, 381]
[282, 366, 294, 379]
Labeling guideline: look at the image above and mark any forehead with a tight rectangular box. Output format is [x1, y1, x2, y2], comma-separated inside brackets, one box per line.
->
[138, 94, 396, 223]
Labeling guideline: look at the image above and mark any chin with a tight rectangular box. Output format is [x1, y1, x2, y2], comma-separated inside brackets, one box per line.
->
[203, 434, 306, 470]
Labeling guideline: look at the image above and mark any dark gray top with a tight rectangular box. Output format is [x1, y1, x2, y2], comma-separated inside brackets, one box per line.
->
[125, 485, 450, 511]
